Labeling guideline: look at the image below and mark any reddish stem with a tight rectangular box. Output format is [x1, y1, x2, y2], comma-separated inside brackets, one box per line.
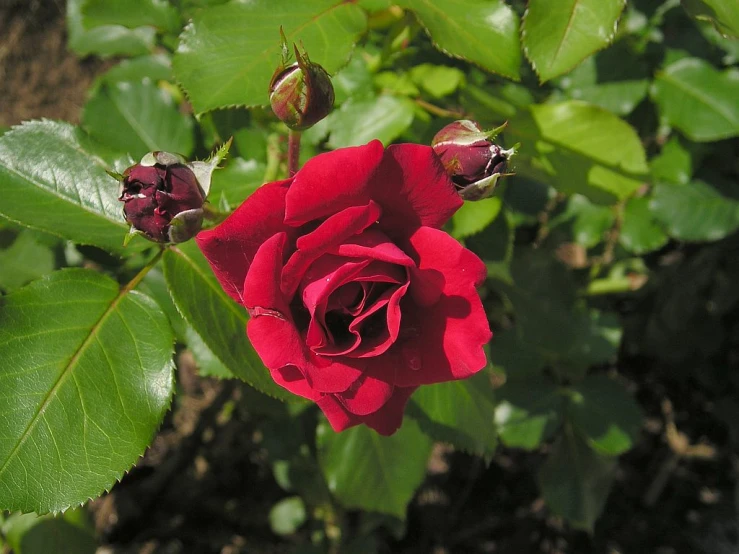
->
[287, 129, 302, 177]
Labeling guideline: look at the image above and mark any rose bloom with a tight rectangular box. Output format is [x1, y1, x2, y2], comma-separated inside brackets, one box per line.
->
[197, 141, 492, 435]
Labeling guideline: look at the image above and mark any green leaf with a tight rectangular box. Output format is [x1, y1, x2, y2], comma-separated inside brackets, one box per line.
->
[495, 249, 622, 380]
[163, 241, 292, 400]
[409, 371, 497, 456]
[650, 181, 739, 242]
[469, 208, 514, 283]
[325, 95, 416, 149]
[682, 0, 739, 37]
[0, 269, 174, 513]
[317, 419, 432, 519]
[553, 195, 614, 248]
[82, 81, 194, 159]
[173, 0, 367, 113]
[649, 137, 692, 185]
[538, 426, 616, 532]
[333, 56, 375, 104]
[269, 496, 307, 536]
[495, 376, 564, 450]
[97, 54, 173, 88]
[450, 197, 502, 239]
[619, 196, 669, 254]
[0, 120, 143, 254]
[374, 72, 420, 97]
[409, 64, 466, 98]
[651, 58, 739, 142]
[4, 512, 97, 554]
[522, 0, 625, 82]
[183, 327, 233, 379]
[208, 157, 265, 209]
[396, 0, 521, 80]
[554, 43, 649, 116]
[82, 0, 180, 32]
[509, 101, 648, 204]
[67, 0, 155, 58]
[567, 375, 642, 456]
[0, 230, 55, 292]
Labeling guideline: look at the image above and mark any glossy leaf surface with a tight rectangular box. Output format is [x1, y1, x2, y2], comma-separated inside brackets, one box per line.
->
[173, 0, 367, 113]
[0, 269, 174, 513]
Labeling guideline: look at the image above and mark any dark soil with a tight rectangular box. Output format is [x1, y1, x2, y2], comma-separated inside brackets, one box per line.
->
[3, 3, 736, 554]
[0, 0, 105, 127]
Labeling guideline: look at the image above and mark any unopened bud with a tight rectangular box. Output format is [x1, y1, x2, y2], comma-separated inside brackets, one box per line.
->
[118, 152, 205, 243]
[432, 120, 515, 201]
[269, 36, 334, 130]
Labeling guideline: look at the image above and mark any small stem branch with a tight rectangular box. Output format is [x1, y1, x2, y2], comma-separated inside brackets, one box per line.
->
[123, 248, 165, 294]
[287, 129, 302, 177]
[414, 98, 466, 119]
[263, 133, 282, 183]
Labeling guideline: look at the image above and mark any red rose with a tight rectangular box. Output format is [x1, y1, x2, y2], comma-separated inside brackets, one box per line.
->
[196, 141, 492, 435]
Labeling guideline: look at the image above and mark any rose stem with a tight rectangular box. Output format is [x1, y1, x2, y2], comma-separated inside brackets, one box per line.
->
[287, 129, 302, 177]
[122, 248, 165, 295]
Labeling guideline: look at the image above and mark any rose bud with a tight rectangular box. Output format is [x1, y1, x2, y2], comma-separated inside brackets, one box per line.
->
[118, 151, 205, 244]
[432, 119, 516, 201]
[269, 42, 334, 130]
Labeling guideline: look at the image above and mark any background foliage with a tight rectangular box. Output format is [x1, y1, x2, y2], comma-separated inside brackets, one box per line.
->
[1, 0, 738, 552]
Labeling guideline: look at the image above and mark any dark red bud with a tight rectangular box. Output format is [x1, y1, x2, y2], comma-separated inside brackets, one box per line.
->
[269, 45, 334, 130]
[432, 120, 514, 201]
[118, 155, 204, 243]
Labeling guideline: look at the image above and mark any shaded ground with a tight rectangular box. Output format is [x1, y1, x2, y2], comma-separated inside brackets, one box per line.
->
[2, 2, 736, 553]
[0, 0, 105, 127]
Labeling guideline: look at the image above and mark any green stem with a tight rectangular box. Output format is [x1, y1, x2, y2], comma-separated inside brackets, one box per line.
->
[287, 129, 302, 177]
[124, 248, 165, 295]
[263, 133, 282, 183]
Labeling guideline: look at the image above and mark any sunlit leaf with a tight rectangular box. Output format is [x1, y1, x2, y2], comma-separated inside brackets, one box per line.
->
[173, 0, 367, 113]
[0, 269, 174, 513]
[397, 0, 521, 80]
[523, 0, 625, 82]
[82, 81, 194, 159]
[651, 57, 739, 142]
[0, 120, 144, 254]
[317, 419, 432, 519]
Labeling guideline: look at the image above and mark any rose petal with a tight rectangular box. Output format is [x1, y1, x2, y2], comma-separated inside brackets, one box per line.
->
[347, 278, 408, 358]
[243, 234, 365, 394]
[370, 143, 463, 238]
[316, 385, 417, 435]
[284, 141, 385, 226]
[196, 180, 292, 303]
[124, 164, 163, 185]
[362, 386, 417, 436]
[316, 394, 361, 433]
[271, 365, 319, 400]
[281, 201, 382, 297]
[158, 164, 204, 214]
[330, 228, 414, 267]
[244, 233, 306, 371]
[304, 357, 366, 393]
[337, 360, 396, 416]
[394, 227, 491, 386]
[302, 257, 406, 358]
